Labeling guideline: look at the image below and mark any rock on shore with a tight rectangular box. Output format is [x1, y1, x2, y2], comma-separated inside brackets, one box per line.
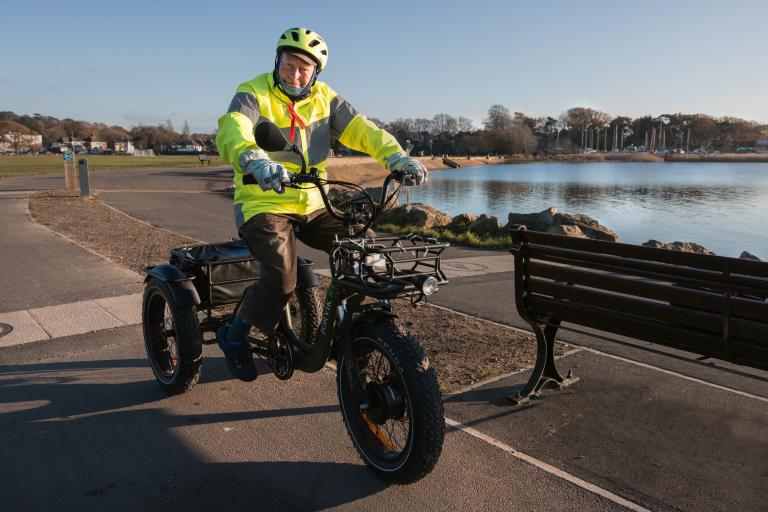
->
[642, 240, 716, 255]
[506, 207, 618, 242]
[378, 203, 452, 229]
[740, 251, 762, 261]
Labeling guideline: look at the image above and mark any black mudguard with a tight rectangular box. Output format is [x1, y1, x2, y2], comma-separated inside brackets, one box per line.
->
[352, 307, 398, 327]
[144, 264, 201, 308]
[297, 256, 320, 288]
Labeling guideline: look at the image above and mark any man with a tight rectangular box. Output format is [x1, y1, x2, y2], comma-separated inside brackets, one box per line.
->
[215, 27, 428, 381]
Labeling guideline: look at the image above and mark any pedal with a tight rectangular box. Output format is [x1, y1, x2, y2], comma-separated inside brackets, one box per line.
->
[267, 332, 294, 380]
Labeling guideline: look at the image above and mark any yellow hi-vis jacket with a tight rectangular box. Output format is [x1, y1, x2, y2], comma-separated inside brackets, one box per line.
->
[216, 72, 403, 222]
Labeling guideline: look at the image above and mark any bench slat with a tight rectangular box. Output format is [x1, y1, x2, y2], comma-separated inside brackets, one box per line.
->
[529, 296, 726, 357]
[527, 278, 725, 334]
[525, 244, 768, 296]
[730, 318, 768, 344]
[731, 297, 768, 323]
[515, 230, 727, 271]
[729, 339, 768, 370]
[527, 261, 726, 312]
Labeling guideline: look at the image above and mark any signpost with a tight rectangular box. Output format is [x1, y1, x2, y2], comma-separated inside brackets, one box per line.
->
[63, 151, 77, 190]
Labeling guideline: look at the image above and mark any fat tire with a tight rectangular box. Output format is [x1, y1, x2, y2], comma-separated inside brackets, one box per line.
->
[282, 286, 321, 351]
[142, 278, 202, 395]
[337, 321, 445, 484]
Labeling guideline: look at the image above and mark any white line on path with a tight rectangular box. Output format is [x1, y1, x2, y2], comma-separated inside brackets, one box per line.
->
[428, 303, 768, 404]
[444, 417, 652, 512]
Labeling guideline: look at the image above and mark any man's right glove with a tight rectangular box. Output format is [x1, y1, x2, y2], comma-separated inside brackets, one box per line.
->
[387, 153, 428, 186]
[239, 150, 291, 194]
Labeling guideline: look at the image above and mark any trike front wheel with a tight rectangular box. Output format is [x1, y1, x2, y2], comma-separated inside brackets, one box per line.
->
[337, 322, 445, 484]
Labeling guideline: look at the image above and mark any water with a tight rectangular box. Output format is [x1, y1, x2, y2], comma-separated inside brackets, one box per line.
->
[406, 162, 768, 259]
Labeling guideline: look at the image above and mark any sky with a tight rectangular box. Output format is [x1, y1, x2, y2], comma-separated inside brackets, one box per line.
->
[2, 0, 767, 133]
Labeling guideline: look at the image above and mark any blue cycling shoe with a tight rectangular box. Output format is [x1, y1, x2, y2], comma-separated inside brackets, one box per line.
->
[217, 325, 258, 382]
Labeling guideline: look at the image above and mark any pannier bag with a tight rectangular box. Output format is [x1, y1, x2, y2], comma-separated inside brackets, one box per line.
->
[170, 239, 260, 307]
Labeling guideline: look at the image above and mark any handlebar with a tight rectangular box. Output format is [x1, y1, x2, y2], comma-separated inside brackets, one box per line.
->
[242, 168, 405, 237]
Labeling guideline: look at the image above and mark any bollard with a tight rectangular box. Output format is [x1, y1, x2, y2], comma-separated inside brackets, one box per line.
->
[78, 158, 90, 197]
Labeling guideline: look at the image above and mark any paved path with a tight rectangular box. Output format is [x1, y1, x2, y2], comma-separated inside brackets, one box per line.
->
[2, 168, 767, 511]
[0, 197, 142, 314]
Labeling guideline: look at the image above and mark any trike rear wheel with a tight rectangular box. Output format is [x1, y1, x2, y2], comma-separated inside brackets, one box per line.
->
[142, 278, 203, 395]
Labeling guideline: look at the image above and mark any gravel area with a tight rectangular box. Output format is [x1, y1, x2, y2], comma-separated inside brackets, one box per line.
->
[28, 191, 548, 393]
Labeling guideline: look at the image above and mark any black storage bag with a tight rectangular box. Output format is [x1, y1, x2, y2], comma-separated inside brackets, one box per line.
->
[170, 239, 260, 307]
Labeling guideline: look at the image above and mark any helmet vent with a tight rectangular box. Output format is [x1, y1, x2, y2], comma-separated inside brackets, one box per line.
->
[305, 29, 311, 34]
[291, 31, 299, 41]
[321, 50, 327, 55]
[308, 39, 320, 47]
[280, 34, 287, 39]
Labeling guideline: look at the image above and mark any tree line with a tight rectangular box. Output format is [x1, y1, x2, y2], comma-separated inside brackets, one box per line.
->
[366, 106, 768, 156]
[2, 107, 766, 156]
[0, 112, 213, 153]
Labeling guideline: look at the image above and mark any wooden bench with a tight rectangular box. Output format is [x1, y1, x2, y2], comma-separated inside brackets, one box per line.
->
[507, 226, 768, 404]
[198, 153, 211, 165]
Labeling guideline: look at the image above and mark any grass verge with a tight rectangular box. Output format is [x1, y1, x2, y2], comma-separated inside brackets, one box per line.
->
[377, 223, 514, 249]
[0, 155, 222, 178]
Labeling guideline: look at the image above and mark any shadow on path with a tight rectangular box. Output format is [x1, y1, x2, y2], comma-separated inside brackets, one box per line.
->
[0, 357, 388, 511]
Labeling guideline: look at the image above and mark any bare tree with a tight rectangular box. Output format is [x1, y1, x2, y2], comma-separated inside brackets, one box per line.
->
[430, 113, 458, 135]
[456, 116, 475, 133]
[484, 104, 512, 132]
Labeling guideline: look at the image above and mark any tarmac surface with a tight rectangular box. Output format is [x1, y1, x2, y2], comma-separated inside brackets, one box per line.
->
[1, 167, 767, 511]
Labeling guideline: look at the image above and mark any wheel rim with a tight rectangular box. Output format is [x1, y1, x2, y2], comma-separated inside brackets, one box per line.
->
[145, 289, 179, 383]
[341, 338, 413, 469]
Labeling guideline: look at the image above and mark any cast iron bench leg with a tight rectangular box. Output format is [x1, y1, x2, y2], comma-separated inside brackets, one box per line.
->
[506, 320, 579, 405]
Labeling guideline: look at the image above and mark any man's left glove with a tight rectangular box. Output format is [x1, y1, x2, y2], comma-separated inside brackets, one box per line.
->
[387, 153, 428, 186]
[239, 150, 291, 194]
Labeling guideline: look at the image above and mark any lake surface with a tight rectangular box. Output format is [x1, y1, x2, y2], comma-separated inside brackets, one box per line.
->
[406, 162, 768, 259]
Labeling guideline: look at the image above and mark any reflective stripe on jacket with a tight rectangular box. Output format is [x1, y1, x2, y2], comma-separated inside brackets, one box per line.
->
[216, 73, 403, 221]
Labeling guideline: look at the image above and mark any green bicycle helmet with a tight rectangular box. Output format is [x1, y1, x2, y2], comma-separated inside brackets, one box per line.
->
[276, 27, 328, 71]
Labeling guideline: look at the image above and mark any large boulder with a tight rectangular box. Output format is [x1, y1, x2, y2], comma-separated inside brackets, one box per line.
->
[468, 214, 501, 236]
[505, 207, 558, 232]
[642, 240, 716, 255]
[378, 203, 451, 229]
[447, 213, 477, 232]
[553, 212, 619, 242]
[739, 251, 762, 261]
[547, 224, 587, 238]
[329, 186, 397, 207]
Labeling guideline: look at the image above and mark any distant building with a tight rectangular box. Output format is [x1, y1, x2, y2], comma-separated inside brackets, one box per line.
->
[0, 132, 43, 153]
[168, 141, 204, 154]
[50, 137, 86, 153]
[113, 141, 135, 154]
[84, 136, 108, 151]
